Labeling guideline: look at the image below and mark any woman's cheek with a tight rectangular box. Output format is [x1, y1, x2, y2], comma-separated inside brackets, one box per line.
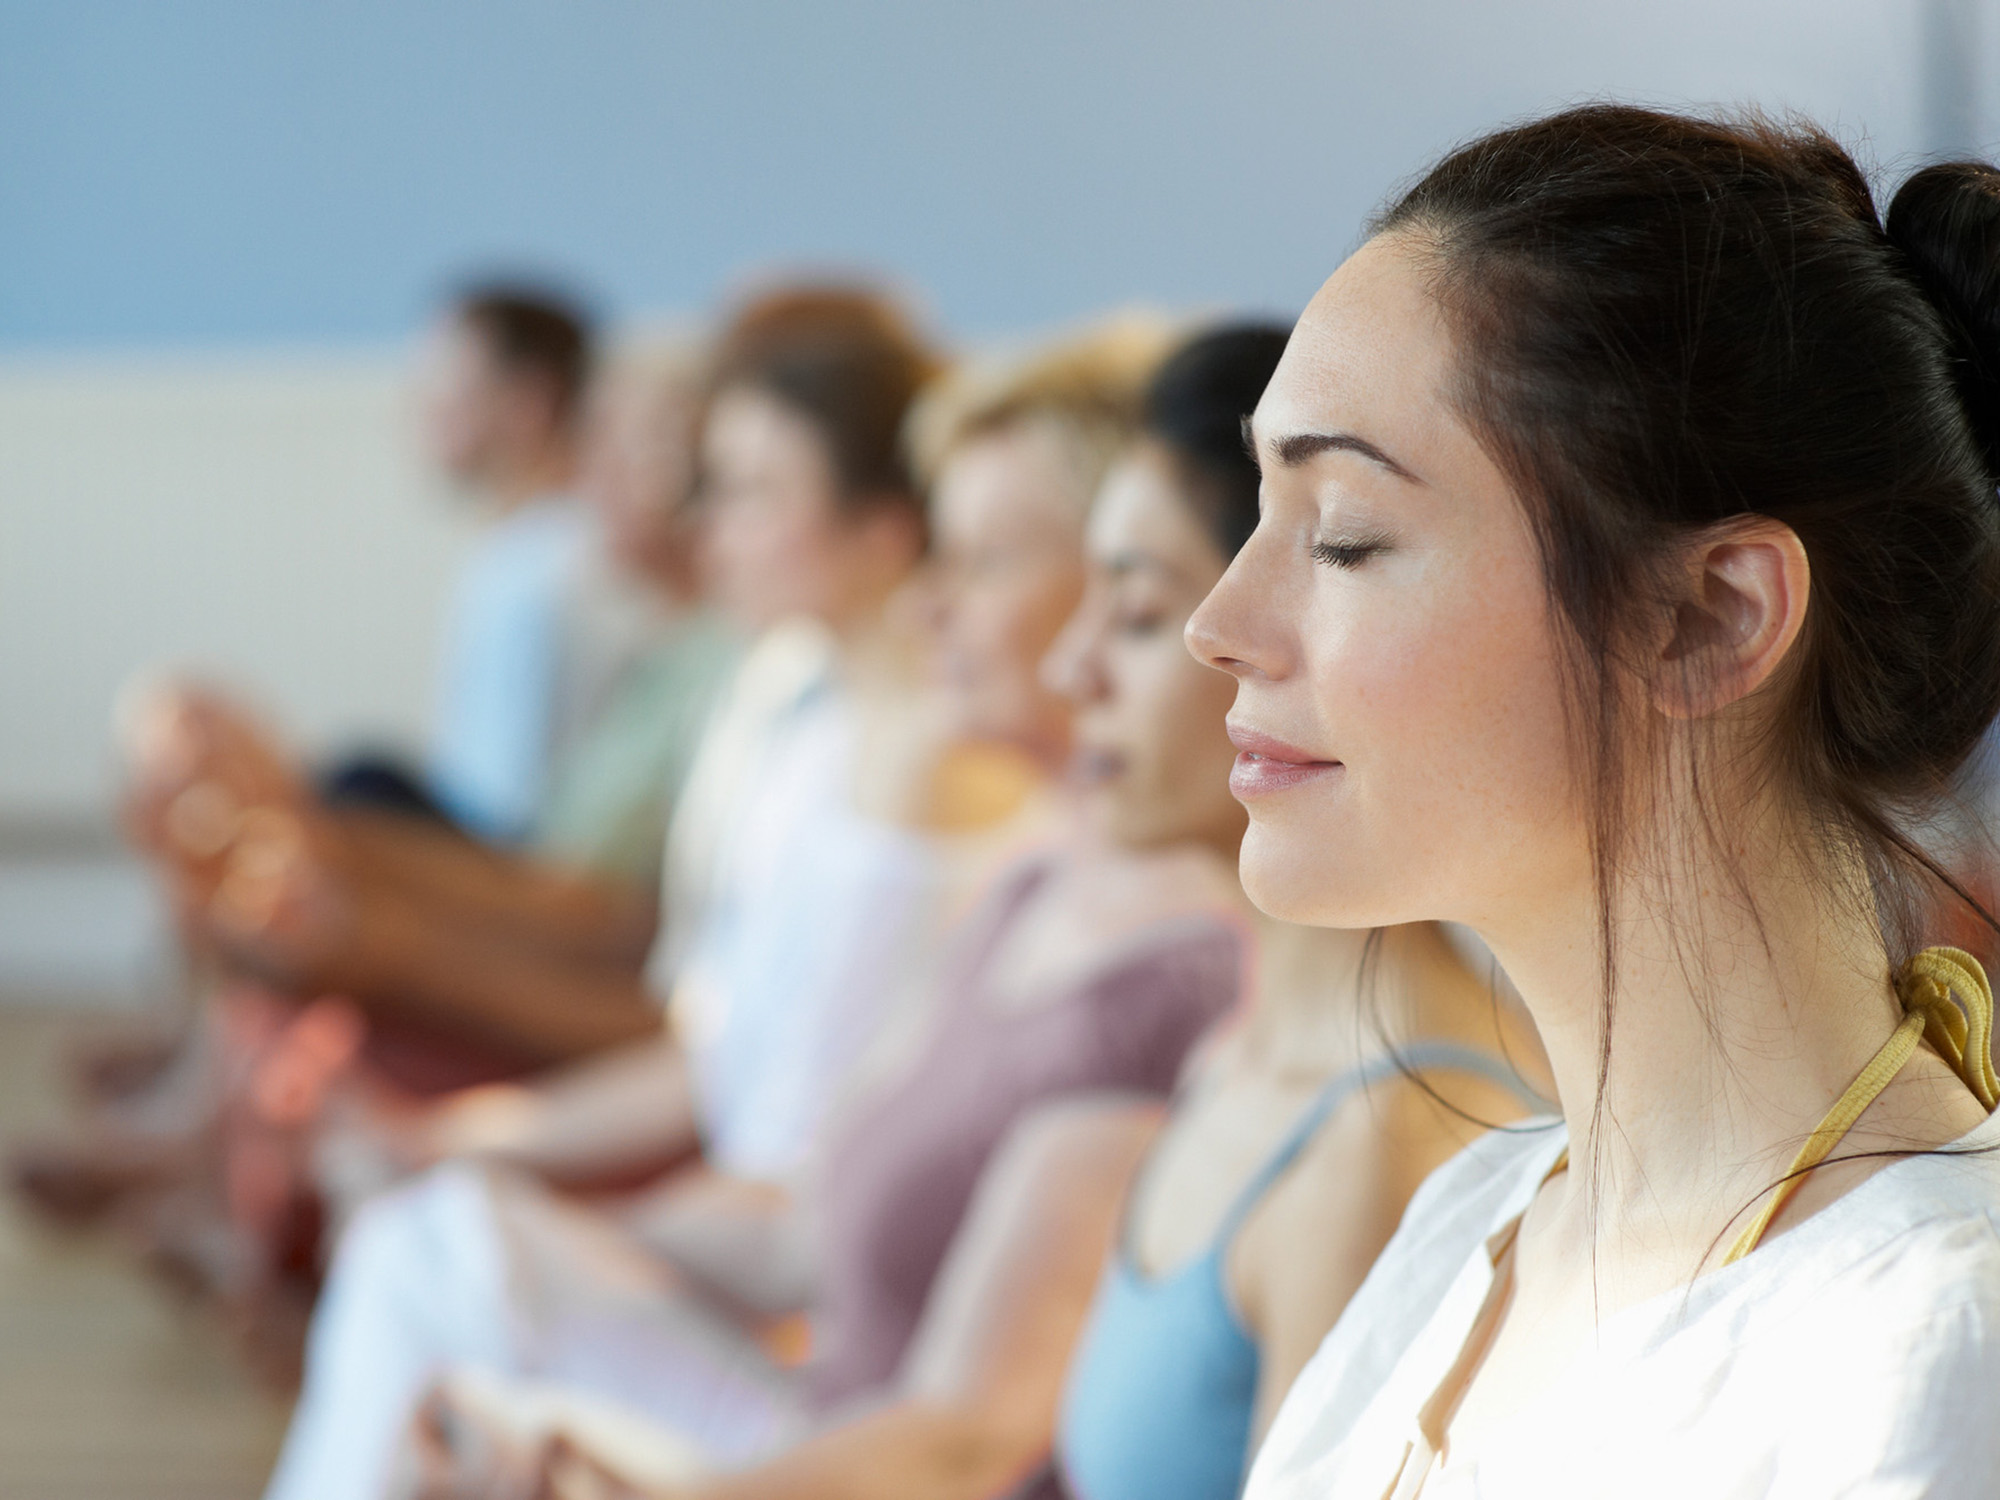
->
[1420, 590, 1576, 852]
[1302, 582, 1434, 751]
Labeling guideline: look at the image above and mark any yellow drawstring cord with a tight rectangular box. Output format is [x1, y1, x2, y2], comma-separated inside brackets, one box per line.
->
[1722, 945, 1999, 1265]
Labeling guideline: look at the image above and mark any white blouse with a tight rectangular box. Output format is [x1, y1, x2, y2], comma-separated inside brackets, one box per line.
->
[1245, 1109, 2000, 1499]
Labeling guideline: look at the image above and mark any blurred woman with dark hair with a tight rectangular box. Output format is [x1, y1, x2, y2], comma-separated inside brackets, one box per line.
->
[1206, 108, 2000, 1499]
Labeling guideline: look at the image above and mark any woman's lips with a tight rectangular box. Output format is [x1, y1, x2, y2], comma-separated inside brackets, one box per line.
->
[1227, 724, 1341, 799]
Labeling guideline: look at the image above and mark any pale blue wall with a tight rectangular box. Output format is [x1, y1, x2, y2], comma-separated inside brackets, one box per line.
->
[0, 0, 1979, 350]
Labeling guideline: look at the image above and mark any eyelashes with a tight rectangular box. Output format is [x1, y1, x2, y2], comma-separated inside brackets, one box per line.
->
[1310, 535, 1391, 569]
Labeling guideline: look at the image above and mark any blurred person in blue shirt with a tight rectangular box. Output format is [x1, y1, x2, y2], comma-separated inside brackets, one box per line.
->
[329, 285, 653, 844]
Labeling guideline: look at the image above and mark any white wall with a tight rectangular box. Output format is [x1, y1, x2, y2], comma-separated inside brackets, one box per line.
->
[0, 355, 474, 823]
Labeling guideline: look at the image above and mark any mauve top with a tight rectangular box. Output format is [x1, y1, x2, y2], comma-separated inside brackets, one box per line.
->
[805, 855, 1244, 1410]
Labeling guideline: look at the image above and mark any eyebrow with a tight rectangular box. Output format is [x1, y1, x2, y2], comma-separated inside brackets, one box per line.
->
[1252, 423, 1423, 483]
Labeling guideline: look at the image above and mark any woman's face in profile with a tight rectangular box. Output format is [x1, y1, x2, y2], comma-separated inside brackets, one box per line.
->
[699, 384, 852, 630]
[927, 422, 1089, 760]
[414, 316, 515, 486]
[1186, 233, 1584, 934]
[1044, 444, 1245, 856]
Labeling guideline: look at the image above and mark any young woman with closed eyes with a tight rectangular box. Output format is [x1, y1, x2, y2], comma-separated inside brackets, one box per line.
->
[1190, 107, 2000, 1499]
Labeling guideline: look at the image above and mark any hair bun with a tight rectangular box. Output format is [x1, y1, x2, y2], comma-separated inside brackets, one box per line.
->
[1887, 162, 2000, 475]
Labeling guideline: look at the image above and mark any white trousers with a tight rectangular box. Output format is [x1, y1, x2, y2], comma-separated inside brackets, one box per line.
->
[262, 1163, 800, 1500]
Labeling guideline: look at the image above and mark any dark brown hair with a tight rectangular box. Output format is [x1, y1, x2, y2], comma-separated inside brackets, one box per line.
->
[710, 285, 943, 519]
[455, 285, 593, 422]
[1142, 322, 1291, 557]
[1374, 106, 2000, 1156]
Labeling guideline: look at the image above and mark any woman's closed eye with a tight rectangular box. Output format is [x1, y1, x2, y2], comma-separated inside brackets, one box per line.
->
[1310, 535, 1391, 569]
[1114, 605, 1173, 638]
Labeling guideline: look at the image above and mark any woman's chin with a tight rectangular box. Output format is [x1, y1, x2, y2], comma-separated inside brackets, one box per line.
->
[1238, 828, 1379, 927]
[1237, 863, 1322, 924]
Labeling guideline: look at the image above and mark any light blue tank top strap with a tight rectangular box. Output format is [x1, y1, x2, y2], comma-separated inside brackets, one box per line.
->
[1058, 1040, 1543, 1500]
[1199, 1039, 1547, 1254]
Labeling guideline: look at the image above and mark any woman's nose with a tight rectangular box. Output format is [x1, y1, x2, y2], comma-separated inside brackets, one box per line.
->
[1186, 545, 1268, 680]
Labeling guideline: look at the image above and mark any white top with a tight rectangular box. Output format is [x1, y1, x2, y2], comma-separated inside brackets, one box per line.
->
[1246, 1108, 2000, 1500]
[651, 620, 942, 1182]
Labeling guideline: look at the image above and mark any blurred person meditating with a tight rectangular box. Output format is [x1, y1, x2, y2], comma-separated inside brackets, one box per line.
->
[113, 288, 664, 1041]
[264, 315, 1253, 1500]
[496, 283, 967, 1197]
[143, 338, 741, 1069]
[28, 287, 663, 1135]
[237, 285, 957, 1197]
[327, 284, 650, 842]
[15, 337, 731, 1183]
[388, 326, 1548, 1500]
[7, 336, 740, 1359]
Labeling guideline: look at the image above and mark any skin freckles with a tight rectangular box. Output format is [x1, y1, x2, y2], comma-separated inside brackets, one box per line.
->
[1187, 235, 1584, 934]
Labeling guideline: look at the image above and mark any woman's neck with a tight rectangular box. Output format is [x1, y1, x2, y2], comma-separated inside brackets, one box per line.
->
[1480, 789, 1918, 1254]
[1247, 916, 1375, 1035]
[827, 592, 920, 693]
[1234, 918, 1503, 1082]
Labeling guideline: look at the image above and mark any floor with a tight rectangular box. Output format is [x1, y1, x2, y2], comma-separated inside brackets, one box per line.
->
[0, 853, 290, 1499]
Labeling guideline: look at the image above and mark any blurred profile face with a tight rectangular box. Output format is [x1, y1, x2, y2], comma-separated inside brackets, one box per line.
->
[578, 366, 700, 580]
[1043, 443, 1245, 854]
[700, 384, 881, 630]
[415, 316, 518, 484]
[1184, 233, 1583, 933]
[927, 422, 1090, 759]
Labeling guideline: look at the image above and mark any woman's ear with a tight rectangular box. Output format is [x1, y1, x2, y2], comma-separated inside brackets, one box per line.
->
[1653, 517, 1810, 720]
